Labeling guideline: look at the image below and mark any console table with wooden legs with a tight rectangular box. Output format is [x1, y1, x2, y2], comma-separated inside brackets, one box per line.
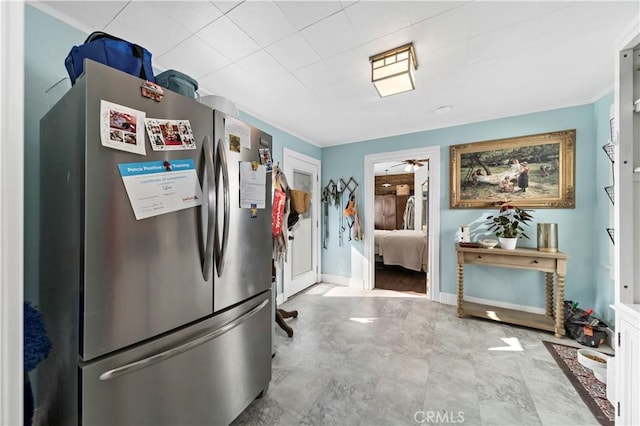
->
[455, 245, 569, 337]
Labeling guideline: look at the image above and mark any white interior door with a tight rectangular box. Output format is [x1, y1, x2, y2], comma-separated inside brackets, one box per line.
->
[283, 149, 320, 299]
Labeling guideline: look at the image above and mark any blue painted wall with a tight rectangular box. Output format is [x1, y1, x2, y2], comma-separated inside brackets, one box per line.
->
[239, 113, 321, 164]
[322, 104, 613, 320]
[24, 5, 86, 303]
[25, 4, 614, 324]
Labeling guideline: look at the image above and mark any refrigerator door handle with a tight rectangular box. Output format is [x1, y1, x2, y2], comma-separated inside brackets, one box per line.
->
[202, 136, 215, 281]
[214, 138, 230, 277]
[99, 299, 269, 381]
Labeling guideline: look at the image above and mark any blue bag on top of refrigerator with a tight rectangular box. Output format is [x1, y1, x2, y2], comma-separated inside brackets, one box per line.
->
[65, 31, 155, 85]
[155, 69, 198, 99]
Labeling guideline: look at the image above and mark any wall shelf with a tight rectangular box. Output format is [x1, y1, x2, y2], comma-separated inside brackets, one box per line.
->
[603, 142, 615, 242]
[603, 142, 615, 163]
[607, 228, 615, 245]
[605, 185, 615, 205]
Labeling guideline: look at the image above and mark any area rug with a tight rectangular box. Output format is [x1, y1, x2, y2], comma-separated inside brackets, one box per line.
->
[543, 341, 614, 425]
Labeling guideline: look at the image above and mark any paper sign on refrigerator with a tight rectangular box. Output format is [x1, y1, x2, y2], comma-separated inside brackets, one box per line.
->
[118, 159, 203, 220]
[239, 162, 266, 209]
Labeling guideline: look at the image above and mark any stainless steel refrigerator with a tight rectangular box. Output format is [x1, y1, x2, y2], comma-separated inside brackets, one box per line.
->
[37, 60, 272, 425]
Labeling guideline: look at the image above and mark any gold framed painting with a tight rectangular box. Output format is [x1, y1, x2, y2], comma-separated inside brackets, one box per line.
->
[450, 130, 576, 209]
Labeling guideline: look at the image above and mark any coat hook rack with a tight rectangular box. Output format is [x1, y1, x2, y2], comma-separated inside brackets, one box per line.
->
[322, 177, 360, 248]
[340, 177, 359, 196]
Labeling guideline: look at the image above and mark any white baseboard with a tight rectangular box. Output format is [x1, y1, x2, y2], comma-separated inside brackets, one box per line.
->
[276, 293, 285, 305]
[349, 277, 364, 289]
[438, 292, 457, 306]
[321, 274, 350, 287]
[439, 292, 546, 315]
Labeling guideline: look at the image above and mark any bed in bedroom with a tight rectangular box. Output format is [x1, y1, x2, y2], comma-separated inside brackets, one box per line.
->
[374, 229, 428, 272]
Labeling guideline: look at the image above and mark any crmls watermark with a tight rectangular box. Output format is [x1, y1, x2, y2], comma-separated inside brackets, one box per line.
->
[414, 410, 465, 424]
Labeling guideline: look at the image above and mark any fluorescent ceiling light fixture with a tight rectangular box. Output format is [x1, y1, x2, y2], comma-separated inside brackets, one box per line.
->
[370, 43, 418, 97]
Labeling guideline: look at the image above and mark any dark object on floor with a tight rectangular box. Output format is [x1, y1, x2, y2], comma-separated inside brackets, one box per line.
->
[564, 301, 608, 348]
[375, 264, 426, 294]
[543, 341, 613, 425]
[275, 308, 298, 337]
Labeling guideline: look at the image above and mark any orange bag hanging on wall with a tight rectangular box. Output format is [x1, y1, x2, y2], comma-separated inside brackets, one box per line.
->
[272, 188, 287, 237]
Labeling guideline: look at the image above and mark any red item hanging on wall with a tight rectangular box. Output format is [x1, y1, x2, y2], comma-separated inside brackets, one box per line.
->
[272, 188, 286, 237]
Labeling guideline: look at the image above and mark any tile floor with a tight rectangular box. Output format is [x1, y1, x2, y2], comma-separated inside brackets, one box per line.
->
[232, 283, 603, 426]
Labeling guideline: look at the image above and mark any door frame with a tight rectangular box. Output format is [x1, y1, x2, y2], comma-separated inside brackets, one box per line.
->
[364, 146, 441, 301]
[282, 148, 321, 301]
[0, 1, 24, 423]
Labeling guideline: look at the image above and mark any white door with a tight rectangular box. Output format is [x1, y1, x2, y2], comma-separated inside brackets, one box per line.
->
[283, 149, 320, 299]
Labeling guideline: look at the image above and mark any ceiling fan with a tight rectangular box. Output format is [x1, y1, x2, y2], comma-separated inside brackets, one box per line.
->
[390, 159, 428, 172]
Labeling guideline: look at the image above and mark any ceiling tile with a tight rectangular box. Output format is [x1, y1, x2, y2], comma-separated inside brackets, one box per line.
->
[340, 1, 358, 8]
[421, 41, 468, 77]
[409, 4, 472, 53]
[535, 1, 580, 16]
[156, 36, 230, 79]
[276, 1, 343, 30]
[152, 1, 223, 33]
[104, 2, 191, 57]
[266, 33, 321, 71]
[344, 2, 410, 44]
[464, 1, 637, 66]
[35, 1, 128, 33]
[570, 1, 640, 29]
[197, 16, 260, 61]
[226, 1, 297, 47]
[199, 63, 261, 99]
[467, 2, 539, 37]
[236, 50, 288, 83]
[34, 0, 638, 147]
[294, 60, 339, 89]
[267, 73, 318, 104]
[467, 25, 535, 64]
[324, 46, 369, 81]
[403, 1, 467, 25]
[210, 0, 244, 14]
[363, 28, 414, 58]
[316, 76, 374, 102]
[301, 11, 361, 58]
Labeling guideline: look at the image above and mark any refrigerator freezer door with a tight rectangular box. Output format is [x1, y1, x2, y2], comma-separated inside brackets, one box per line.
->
[213, 112, 273, 312]
[81, 291, 272, 426]
[40, 61, 215, 361]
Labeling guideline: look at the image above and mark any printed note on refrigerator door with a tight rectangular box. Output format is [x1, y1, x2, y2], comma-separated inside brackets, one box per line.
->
[118, 159, 203, 220]
[239, 162, 266, 209]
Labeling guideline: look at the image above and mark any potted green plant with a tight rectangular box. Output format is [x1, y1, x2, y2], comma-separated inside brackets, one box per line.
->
[486, 204, 534, 249]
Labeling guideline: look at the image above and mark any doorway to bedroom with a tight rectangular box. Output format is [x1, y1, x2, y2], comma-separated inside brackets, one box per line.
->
[364, 147, 440, 301]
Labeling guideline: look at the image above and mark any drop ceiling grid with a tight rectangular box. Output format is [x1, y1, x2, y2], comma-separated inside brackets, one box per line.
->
[28, 0, 640, 147]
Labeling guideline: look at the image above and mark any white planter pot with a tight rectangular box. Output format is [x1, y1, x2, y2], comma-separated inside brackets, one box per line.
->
[498, 237, 518, 250]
